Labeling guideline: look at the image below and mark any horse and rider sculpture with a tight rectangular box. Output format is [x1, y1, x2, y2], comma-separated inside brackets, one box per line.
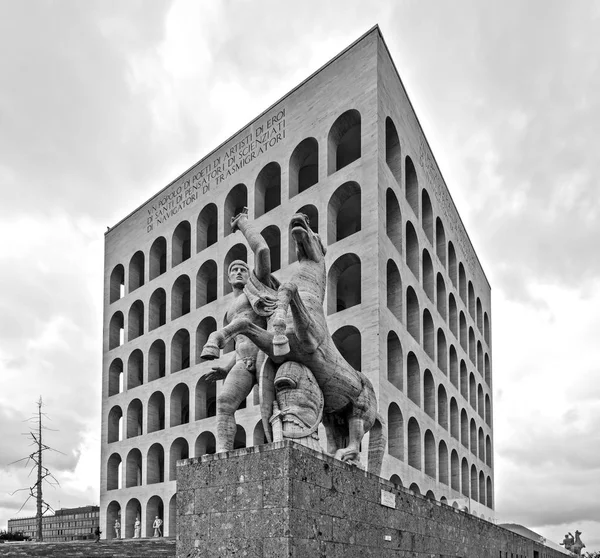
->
[201, 209, 385, 474]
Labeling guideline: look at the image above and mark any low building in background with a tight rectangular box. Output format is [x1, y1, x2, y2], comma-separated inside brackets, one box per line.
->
[7, 506, 99, 542]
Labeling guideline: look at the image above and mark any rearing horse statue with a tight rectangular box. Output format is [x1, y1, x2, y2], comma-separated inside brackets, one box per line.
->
[202, 213, 384, 472]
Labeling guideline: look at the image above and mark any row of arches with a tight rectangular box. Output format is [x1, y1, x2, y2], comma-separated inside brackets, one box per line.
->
[109, 108, 363, 305]
[106, 494, 175, 539]
[107, 425, 265, 491]
[389, 277, 491, 387]
[383, 137, 491, 348]
[386, 340, 492, 427]
[386, 410, 493, 508]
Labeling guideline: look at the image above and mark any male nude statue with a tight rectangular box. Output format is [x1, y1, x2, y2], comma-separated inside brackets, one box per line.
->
[203, 209, 277, 452]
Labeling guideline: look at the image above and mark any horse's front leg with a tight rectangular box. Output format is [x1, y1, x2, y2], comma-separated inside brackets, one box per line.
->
[271, 284, 294, 356]
[201, 318, 255, 360]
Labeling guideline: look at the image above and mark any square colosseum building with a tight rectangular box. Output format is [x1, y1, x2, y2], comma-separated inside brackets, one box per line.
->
[100, 26, 494, 538]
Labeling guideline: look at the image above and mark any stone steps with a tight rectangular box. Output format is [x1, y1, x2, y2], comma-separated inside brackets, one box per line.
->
[0, 538, 176, 558]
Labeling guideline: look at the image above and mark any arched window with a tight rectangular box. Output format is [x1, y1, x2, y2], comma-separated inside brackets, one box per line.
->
[469, 327, 476, 364]
[423, 310, 434, 360]
[147, 392, 165, 433]
[460, 409, 468, 449]
[107, 405, 122, 443]
[172, 221, 191, 267]
[467, 283, 475, 321]
[110, 264, 125, 303]
[424, 430, 436, 478]
[106, 501, 122, 539]
[479, 471, 485, 506]
[127, 300, 144, 341]
[385, 117, 402, 183]
[255, 162, 281, 218]
[437, 274, 447, 321]
[437, 329, 447, 374]
[450, 398, 459, 440]
[390, 474, 402, 488]
[486, 435, 492, 467]
[148, 339, 166, 381]
[149, 237, 167, 280]
[195, 376, 217, 420]
[407, 352, 420, 406]
[108, 359, 123, 396]
[405, 221, 419, 278]
[459, 263, 467, 303]
[289, 137, 318, 197]
[197, 203, 218, 252]
[127, 349, 143, 389]
[449, 294, 457, 337]
[405, 156, 419, 215]
[470, 418, 477, 456]
[448, 241, 457, 287]
[422, 249, 434, 301]
[486, 476, 493, 509]
[195, 431, 216, 457]
[407, 417, 421, 470]
[469, 373, 476, 409]
[451, 450, 460, 491]
[406, 287, 420, 341]
[460, 360, 468, 400]
[289, 204, 318, 264]
[126, 399, 143, 439]
[327, 253, 361, 314]
[196, 260, 218, 308]
[386, 260, 402, 321]
[260, 225, 281, 272]
[195, 317, 217, 365]
[421, 190, 433, 244]
[484, 313, 490, 345]
[477, 341, 483, 374]
[168, 495, 177, 538]
[485, 354, 491, 386]
[129, 251, 145, 293]
[234, 425, 246, 450]
[424, 370, 435, 419]
[125, 449, 142, 488]
[478, 427, 485, 461]
[332, 326, 361, 371]
[409, 483, 421, 495]
[470, 465, 478, 502]
[223, 244, 247, 295]
[461, 458, 469, 497]
[459, 312, 467, 351]
[224, 184, 248, 236]
[387, 403, 404, 460]
[449, 345, 458, 387]
[476, 298, 483, 332]
[435, 218, 446, 267]
[149, 288, 166, 331]
[147, 443, 165, 484]
[327, 181, 361, 243]
[439, 441, 449, 485]
[477, 384, 484, 419]
[171, 329, 190, 373]
[386, 189, 402, 254]
[437, 385, 448, 430]
[485, 394, 492, 426]
[387, 331, 403, 390]
[170, 383, 190, 427]
[109, 311, 124, 350]
[169, 438, 189, 481]
[328, 109, 361, 174]
[171, 275, 191, 320]
[107, 454, 122, 491]
[253, 420, 268, 446]
[145, 496, 164, 538]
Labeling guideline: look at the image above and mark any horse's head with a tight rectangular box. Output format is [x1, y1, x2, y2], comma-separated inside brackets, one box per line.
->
[290, 213, 326, 263]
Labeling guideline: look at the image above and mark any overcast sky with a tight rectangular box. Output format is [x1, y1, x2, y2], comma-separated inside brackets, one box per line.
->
[1, 0, 598, 551]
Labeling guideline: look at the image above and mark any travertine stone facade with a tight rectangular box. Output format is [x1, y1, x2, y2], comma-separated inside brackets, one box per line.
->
[101, 26, 494, 537]
[177, 443, 560, 558]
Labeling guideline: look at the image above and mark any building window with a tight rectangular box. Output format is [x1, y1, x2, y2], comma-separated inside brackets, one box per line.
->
[328, 109, 361, 174]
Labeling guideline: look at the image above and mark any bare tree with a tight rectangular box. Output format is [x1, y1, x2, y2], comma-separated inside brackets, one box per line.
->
[9, 397, 62, 542]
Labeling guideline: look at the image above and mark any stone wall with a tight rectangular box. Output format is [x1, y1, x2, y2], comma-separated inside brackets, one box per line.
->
[177, 441, 564, 558]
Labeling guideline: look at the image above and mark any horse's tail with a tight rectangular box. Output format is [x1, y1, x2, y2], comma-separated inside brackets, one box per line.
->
[367, 412, 387, 477]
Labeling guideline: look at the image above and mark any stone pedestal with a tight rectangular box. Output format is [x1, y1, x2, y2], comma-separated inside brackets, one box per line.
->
[176, 441, 562, 558]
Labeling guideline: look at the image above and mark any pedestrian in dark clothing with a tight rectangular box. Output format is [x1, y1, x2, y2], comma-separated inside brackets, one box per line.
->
[94, 526, 101, 542]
